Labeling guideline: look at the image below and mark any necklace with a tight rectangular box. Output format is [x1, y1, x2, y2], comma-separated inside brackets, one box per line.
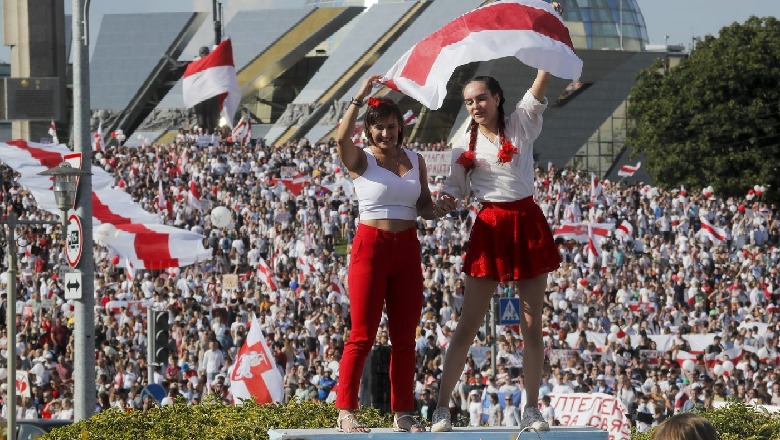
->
[479, 127, 499, 146]
[374, 149, 403, 173]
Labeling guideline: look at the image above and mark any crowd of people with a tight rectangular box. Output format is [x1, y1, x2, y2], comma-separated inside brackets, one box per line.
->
[0, 106, 777, 432]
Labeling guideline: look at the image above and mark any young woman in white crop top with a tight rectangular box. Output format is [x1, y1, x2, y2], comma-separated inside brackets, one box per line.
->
[333, 74, 440, 433]
[430, 22, 564, 432]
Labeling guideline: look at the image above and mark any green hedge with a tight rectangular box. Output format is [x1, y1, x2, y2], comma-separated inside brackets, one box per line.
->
[42, 398, 780, 440]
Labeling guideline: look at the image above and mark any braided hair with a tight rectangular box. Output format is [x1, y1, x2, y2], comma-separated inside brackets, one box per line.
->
[464, 76, 510, 168]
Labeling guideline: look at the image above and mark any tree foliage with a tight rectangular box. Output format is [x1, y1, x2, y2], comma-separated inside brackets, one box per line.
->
[627, 16, 780, 200]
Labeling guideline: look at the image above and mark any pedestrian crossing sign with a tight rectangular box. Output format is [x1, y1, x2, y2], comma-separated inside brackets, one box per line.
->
[499, 297, 521, 325]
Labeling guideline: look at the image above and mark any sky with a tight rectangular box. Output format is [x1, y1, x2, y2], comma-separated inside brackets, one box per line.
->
[0, 0, 778, 62]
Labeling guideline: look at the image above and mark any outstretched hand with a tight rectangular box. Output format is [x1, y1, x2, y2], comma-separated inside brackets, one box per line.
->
[356, 75, 384, 101]
[551, 2, 564, 16]
[434, 193, 457, 218]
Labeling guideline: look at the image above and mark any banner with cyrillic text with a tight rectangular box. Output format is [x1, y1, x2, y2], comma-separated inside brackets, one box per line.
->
[549, 393, 630, 440]
[419, 151, 451, 177]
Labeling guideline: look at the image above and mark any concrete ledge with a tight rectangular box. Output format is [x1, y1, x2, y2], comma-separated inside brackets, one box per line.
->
[269, 426, 609, 440]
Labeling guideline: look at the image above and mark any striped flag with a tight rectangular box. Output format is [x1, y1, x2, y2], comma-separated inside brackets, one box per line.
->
[188, 180, 202, 210]
[699, 216, 726, 244]
[586, 222, 599, 267]
[553, 222, 614, 243]
[92, 121, 103, 152]
[229, 315, 284, 404]
[382, 0, 581, 109]
[182, 39, 240, 128]
[256, 257, 278, 291]
[615, 221, 633, 242]
[617, 161, 641, 177]
[403, 109, 417, 125]
[48, 121, 59, 145]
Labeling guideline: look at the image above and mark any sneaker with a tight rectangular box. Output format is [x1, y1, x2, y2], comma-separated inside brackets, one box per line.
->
[520, 407, 550, 431]
[430, 407, 452, 432]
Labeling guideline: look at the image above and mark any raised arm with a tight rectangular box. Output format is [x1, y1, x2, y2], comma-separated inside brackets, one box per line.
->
[336, 75, 382, 175]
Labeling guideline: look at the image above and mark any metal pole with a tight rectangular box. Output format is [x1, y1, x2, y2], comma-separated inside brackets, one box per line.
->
[147, 308, 154, 384]
[619, 0, 623, 51]
[490, 296, 497, 379]
[6, 212, 16, 440]
[71, 0, 96, 421]
[213, 0, 222, 45]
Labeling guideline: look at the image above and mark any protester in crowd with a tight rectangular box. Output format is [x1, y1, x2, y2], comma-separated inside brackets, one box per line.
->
[650, 412, 718, 440]
[330, 74, 438, 433]
[431, 65, 562, 433]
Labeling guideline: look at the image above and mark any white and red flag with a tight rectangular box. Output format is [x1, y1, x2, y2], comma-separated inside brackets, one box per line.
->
[256, 257, 278, 291]
[280, 173, 311, 196]
[188, 180, 202, 210]
[553, 222, 613, 243]
[48, 121, 59, 145]
[157, 180, 167, 211]
[699, 216, 726, 244]
[586, 223, 599, 267]
[92, 122, 103, 152]
[331, 278, 346, 297]
[615, 220, 633, 242]
[382, 0, 581, 109]
[232, 113, 252, 145]
[590, 173, 602, 206]
[617, 161, 640, 177]
[403, 109, 417, 125]
[229, 315, 285, 404]
[182, 39, 240, 128]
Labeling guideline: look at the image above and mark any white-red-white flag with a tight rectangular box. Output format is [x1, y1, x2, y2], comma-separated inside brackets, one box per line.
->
[331, 278, 346, 296]
[229, 315, 284, 404]
[699, 216, 726, 244]
[586, 222, 599, 267]
[48, 121, 59, 145]
[382, 0, 581, 109]
[590, 173, 602, 206]
[402, 109, 417, 125]
[615, 221, 633, 242]
[256, 257, 278, 291]
[232, 113, 252, 145]
[280, 173, 311, 196]
[553, 222, 613, 243]
[125, 258, 135, 282]
[183, 39, 240, 128]
[618, 161, 641, 177]
[188, 180, 202, 210]
[177, 148, 189, 175]
[92, 122, 103, 152]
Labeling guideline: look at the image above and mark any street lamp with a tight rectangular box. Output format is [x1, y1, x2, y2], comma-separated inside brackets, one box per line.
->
[2, 162, 86, 440]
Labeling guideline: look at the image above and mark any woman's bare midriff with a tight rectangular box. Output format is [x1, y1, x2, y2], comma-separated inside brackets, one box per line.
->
[360, 218, 417, 232]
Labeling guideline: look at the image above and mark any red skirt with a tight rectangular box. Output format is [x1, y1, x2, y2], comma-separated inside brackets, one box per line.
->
[464, 197, 561, 282]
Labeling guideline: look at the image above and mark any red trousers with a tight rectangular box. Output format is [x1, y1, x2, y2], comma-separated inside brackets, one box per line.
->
[335, 224, 423, 412]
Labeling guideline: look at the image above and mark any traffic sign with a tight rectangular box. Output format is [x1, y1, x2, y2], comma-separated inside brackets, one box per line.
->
[63, 271, 82, 299]
[65, 214, 83, 267]
[499, 297, 521, 325]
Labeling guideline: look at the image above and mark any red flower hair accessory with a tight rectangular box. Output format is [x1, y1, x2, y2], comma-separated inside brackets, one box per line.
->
[497, 139, 518, 164]
[456, 150, 476, 170]
[366, 97, 381, 108]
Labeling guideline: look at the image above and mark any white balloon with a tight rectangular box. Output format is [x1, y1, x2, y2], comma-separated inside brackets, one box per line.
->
[682, 359, 696, 372]
[722, 360, 734, 373]
[558, 300, 567, 310]
[713, 364, 724, 376]
[754, 184, 761, 192]
[211, 206, 232, 228]
[94, 223, 117, 245]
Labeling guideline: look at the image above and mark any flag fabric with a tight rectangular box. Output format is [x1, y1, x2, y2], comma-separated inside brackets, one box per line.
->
[615, 221, 634, 242]
[157, 180, 168, 212]
[586, 223, 599, 267]
[232, 113, 252, 145]
[331, 278, 346, 297]
[92, 122, 103, 152]
[279, 173, 311, 196]
[618, 161, 641, 177]
[48, 121, 59, 145]
[182, 39, 240, 128]
[382, 0, 581, 110]
[256, 257, 278, 291]
[0, 140, 211, 269]
[590, 173, 602, 206]
[699, 216, 726, 244]
[553, 222, 614, 243]
[178, 148, 189, 175]
[402, 109, 417, 125]
[125, 258, 135, 282]
[188, 180, 202, 210]
[229, 315, 285, 404]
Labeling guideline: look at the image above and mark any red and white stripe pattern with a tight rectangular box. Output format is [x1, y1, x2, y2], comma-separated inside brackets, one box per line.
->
[182, 39, 240, 128]
[699, 216, 726, 244]
[232, 113, 252, 145]
[188, 179, 202, 210]
[617, 161, 640, 177]
[586, 222, 599, 267]
[590, 173, 602, 206]
[403, 109, 417, 125]
[229, 316, 285, 404]
[48, 121, 59, 145]
[0, 140, 211, 269]
[615, 221, 633, 242]
[256, 257, 278, 291]
[382, 0, 581, 109]
[553, 222, 613, 243]
[92, 122, 103, 152]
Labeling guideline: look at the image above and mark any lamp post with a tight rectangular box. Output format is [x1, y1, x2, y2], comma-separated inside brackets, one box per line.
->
[2, 162, 85, 440]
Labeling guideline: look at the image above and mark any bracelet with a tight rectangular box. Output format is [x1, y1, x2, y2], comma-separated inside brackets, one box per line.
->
[350, 98, 364, 108]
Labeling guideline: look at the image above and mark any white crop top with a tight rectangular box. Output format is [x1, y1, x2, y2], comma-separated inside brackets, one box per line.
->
[353, 148, 420, 220]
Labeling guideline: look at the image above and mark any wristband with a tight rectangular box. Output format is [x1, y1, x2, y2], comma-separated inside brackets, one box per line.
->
[350, 98, 364, 108]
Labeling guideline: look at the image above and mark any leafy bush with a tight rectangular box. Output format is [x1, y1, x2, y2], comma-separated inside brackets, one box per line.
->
[43, 396, 392, 440]
[632, 402, 780, 440]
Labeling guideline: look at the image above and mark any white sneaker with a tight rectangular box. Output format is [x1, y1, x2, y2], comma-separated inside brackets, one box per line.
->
[520, 407, 550, 431]
[430, 407, 452, 432]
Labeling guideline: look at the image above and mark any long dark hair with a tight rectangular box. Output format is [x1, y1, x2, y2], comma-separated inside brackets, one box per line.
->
[465, 75, 509, 157]
[362, 97, 404, 148]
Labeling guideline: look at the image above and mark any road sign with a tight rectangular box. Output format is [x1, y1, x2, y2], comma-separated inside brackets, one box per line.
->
[65, 214, 83, 267]
[499, 297, 521, 325]
[63, 271, 83, 299]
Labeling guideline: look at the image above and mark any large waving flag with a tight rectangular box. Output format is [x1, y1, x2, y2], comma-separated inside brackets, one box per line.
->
[256, 257, 278, 291]
[553, 222, 613, 243]
[699, 216, 726, 244]
[382, 0, 581, 109]
[614, 220, 633, 242]
[229, 315, 284, 404]
[182, 39, 240, 128]
[0, 140, 211, 269]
